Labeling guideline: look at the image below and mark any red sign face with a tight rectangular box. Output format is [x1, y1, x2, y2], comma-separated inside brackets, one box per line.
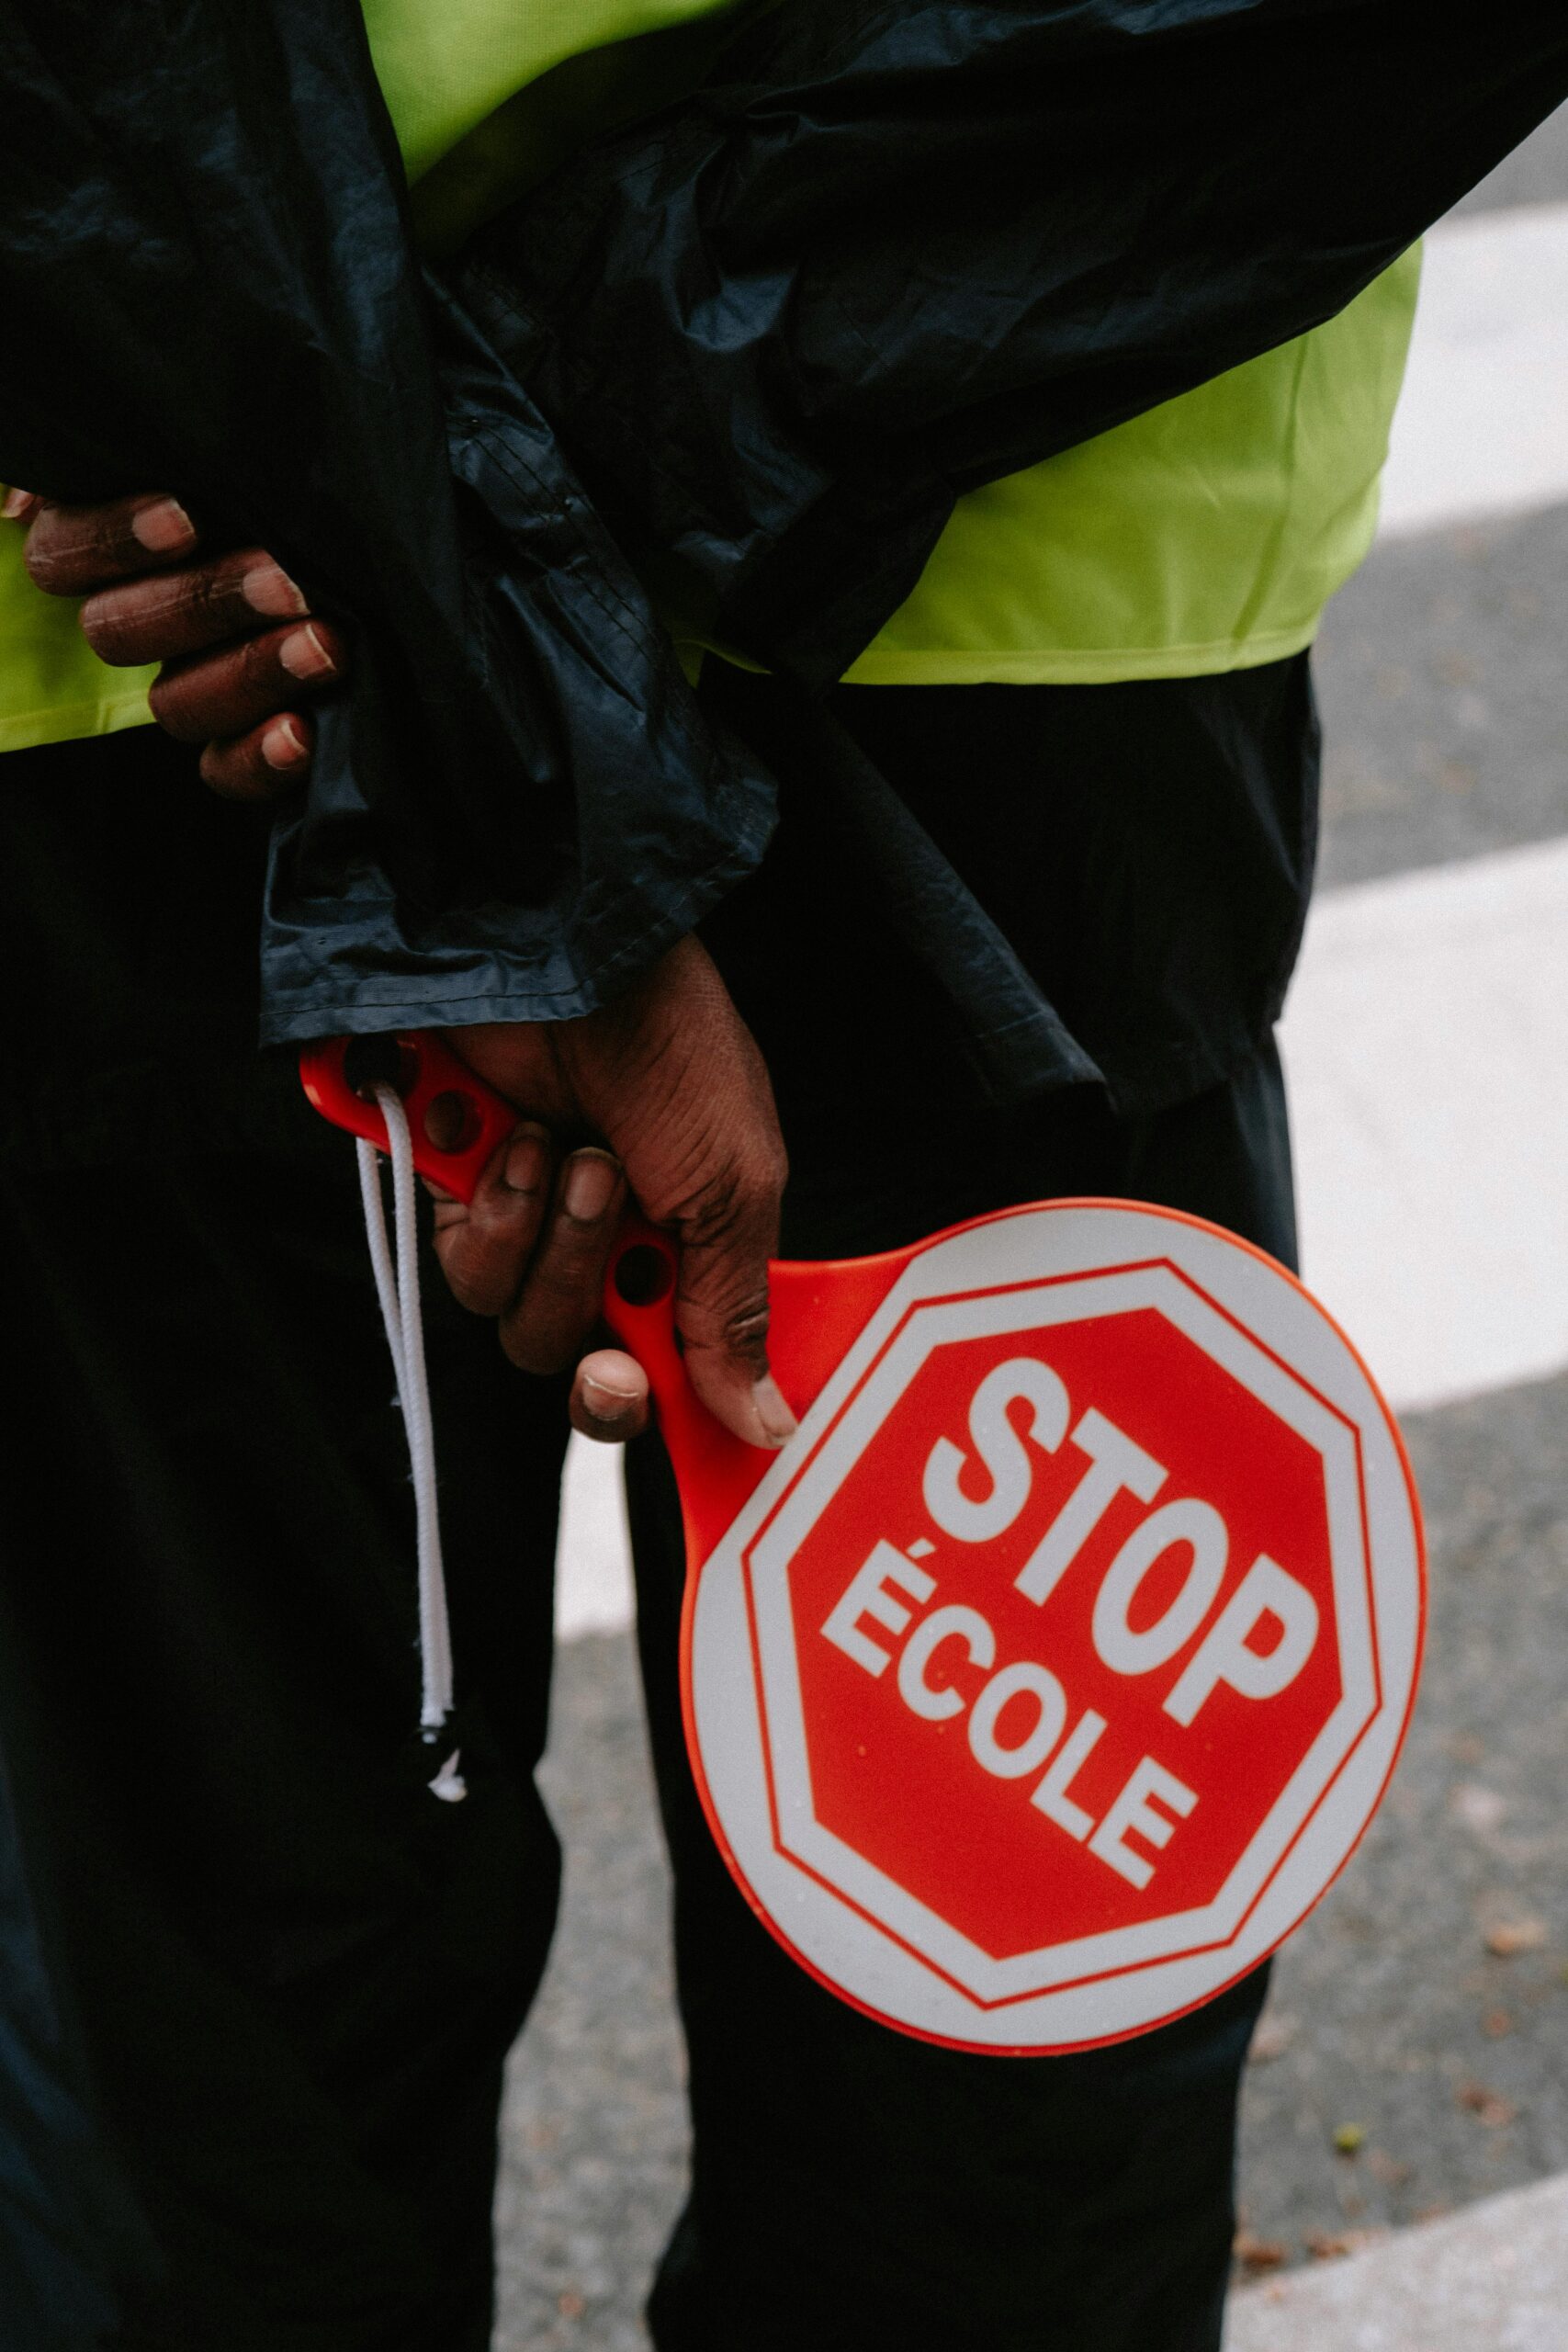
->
[676, 1207, 1424, 2053]
[790, 1302, 1343, 1959]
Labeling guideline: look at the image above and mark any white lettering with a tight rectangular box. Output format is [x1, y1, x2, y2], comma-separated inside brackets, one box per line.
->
[897, 1603, 996, 1721]
[1092, 1498, 1228, 1675]
[922, 1358, 1070, 1544]
[821, 1541, 937, 1678]
[1164, 1554, 1319, 1728]
[1015, 1408, 1167, 1605]
[1089, 1756, 1199, 1889]
[1029, 1707, 1109, 1841]
[968, 1661, 1068, 1780]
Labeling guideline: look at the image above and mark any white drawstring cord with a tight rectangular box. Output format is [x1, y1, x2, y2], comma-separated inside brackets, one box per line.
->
[356, 1084, 467, 1803]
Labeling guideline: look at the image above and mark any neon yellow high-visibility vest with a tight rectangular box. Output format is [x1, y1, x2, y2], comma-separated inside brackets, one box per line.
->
[0, 0, 1417, 754]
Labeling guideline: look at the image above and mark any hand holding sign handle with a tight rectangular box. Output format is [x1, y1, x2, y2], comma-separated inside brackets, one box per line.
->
[302, 1033, 1425, 2056]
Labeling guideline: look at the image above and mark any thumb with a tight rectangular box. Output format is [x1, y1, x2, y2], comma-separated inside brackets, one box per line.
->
[674, 1204, 797, 1452]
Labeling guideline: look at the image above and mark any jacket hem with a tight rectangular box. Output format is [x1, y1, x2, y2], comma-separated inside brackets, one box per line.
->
[0, 692, 155, 756]
[838, 618, 1321, 687]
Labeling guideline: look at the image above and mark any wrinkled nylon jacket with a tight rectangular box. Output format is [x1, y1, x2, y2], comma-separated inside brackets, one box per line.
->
[1, 0, 1566, 1075]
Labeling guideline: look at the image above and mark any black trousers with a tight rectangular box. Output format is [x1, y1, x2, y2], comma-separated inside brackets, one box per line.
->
[0, 673, 1307, 2350]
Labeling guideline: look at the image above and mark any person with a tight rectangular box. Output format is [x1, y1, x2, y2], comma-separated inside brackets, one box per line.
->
[2, 5, 1566, 2348]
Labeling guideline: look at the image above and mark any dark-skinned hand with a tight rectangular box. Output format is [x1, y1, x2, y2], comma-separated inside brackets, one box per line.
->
[6, 486, 795, 1451]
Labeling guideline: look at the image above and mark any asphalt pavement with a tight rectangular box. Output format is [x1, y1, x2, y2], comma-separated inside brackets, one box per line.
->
[491, 107, 1568, 2352]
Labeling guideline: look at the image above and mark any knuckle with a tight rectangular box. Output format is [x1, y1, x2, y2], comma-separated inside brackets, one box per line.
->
[198, 734, 275, 801]
[499, 1313, 576, 1378]
[529, 1242, 597, 1312]
[242, 629, 283, 690]
[75, 594, 119, 657]
[188, 561, 234, 631]
[444, 1262, 506, 1317]
[680, 1167, 747, 1253]
[23, 532, 71, 596]
[77, 577, 161, 662]
[197, 739, 247, 797]
[681, 1262, 772, 1356]
[147, 668, 202, 741]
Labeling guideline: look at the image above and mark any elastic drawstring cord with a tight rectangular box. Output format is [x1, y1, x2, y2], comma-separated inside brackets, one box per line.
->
[357, 1085, 467, 1803]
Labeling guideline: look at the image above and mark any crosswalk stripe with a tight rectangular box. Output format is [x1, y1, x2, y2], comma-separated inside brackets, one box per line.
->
[1379, 200, 1568, 539]
[1283, 832, 1568, 1415]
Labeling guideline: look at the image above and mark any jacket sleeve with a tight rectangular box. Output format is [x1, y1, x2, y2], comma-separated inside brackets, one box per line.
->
[0, 0, 776, 1044]
[460, 0, 1568, 687]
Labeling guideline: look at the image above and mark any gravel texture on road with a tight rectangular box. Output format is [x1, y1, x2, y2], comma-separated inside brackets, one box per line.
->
[493, 1629, 683, 2352]
[1314, 504, 1568, 890]
[1235, 1370, 1568, 2278]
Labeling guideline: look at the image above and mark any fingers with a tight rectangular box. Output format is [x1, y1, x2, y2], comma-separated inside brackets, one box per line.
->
[431, 1125, 554, 1317]
[430, 1130, 630, 1391]
[23, 492, 197, 596]
[570, 1349, 650, 1443]
[12, 491, 331, 795]
[198, 715, 315, 801]
[147, 618, 345, 744]
[676, 1162, 797, 1450]
[553, 933, 795, 1453]
[79, 546, 308, 666]
[500, 1148, 627, 1375]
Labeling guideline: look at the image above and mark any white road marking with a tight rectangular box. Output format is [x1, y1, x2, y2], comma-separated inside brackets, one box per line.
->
[1281, 833, 1568, 1417]
[555, 1430, 636, 1639]
[1226, 2165, 1568, 2351]
[1379, 201, 1568, 540]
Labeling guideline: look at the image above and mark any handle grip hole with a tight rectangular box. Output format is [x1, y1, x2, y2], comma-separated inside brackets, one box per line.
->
[344, 1035, 419, 1102]
[423, 1091, 480, 1155]
[614, 1242, 676, 1308]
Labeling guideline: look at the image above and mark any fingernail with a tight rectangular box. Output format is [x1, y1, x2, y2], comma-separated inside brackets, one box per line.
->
[581, 1373, 639, 1419]
[243, 562, 308, 619]
[1, 487, 32, 521]
[504, 1128, 549, 1194]
[563, 1150, 619, 1222]
[752, 1373, 797, 1448]
[130, 496, 195, 554]
[261, 718, 309, 771]
[279, 624, 334, 681]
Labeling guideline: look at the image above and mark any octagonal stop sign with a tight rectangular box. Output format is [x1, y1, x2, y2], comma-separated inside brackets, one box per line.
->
[298, 1036, 1424, 2058]
[604, 1197, 1426, 2055]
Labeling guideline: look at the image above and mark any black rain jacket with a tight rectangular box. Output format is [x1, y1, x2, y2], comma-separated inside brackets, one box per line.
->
[1, 0, 1566, 1090]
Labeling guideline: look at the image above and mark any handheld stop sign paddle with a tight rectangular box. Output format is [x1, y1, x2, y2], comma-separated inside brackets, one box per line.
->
[304, 1032, 1426, 2055]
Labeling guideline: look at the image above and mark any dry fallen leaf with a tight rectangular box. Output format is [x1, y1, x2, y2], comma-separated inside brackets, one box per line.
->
[1305, 2228, 1385, 2262]
[1450, 1783, 1507, 1834]
[1457, 2081, 1517, 2129]
[1366, 2148, 1412, 2188]
[1234, 2231, 1287, 2272]
[1482, 2007, 1514, 2039]
[1250, 2012, 1299, 2064]
[558, 2290, 586, 2322]
[1484, 1919, 1547, 1959]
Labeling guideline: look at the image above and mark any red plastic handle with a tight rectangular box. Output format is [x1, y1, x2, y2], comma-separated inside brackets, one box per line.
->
[299, 1036, 778, 1543]
[299, 1032, 518, 1205]
[299, 1036, 687, 1385]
